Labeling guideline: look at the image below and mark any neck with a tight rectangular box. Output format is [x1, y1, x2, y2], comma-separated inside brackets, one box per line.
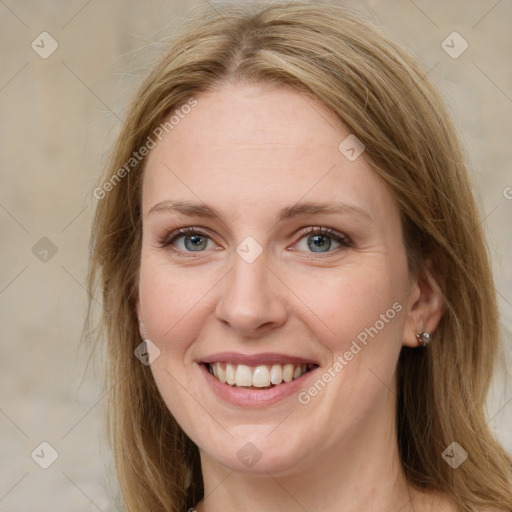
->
[195, 388, 426, 512]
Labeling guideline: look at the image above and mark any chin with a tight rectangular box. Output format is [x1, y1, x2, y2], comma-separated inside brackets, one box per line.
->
[198, 424, 316, 476]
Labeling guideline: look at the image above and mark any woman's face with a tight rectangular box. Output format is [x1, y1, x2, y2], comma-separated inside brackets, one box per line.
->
[136, 81, 423, 475]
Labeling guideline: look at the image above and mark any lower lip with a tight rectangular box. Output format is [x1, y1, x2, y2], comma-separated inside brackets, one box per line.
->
[199, 363, 318, 407]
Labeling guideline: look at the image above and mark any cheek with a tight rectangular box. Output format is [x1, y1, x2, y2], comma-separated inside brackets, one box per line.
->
[138, 255, 212, 429]
[295, 260, 407, 352]
[297, 267, 406, 430]
[139, 249, 408, 355]
[137, 253, 215, 355]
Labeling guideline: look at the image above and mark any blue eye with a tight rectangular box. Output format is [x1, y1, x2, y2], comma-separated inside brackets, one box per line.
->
[160, 226, 352, 256]
[296, 227, 351, 253]
[163, 228, 214, 252]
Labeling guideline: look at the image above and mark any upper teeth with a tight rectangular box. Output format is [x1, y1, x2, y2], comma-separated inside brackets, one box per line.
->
[208, 362, 311, 387]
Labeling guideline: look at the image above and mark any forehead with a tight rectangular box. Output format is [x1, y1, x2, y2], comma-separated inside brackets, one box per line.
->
[141, 82, 397, 226]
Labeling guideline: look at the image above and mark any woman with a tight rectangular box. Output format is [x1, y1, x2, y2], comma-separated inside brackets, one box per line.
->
[86, 2, 512, 511]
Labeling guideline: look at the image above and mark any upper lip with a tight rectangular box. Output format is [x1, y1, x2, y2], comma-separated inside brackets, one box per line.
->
[198, 352, 319, 366]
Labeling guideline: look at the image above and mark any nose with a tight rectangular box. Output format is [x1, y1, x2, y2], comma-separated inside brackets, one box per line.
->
[214, 250, 288, 338]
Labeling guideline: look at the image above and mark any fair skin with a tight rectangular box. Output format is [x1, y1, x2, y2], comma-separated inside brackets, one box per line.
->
[135, 81, 451, 511]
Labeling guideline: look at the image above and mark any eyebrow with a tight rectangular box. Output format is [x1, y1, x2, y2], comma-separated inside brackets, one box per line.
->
[147, 199, 372, 223]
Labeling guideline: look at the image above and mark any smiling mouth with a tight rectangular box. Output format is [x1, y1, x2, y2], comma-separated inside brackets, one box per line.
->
[205, 362, 317, 389]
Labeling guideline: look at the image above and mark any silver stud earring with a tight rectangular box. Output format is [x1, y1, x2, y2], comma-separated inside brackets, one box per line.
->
[416, 332, 430, 347]
[138, 319, 147, 339]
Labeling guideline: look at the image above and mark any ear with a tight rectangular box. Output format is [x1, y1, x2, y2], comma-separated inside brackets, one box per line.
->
[402, 258, 445, 348]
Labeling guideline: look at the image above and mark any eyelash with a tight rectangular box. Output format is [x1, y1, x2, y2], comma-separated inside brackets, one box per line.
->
[157, 226, 353, 257]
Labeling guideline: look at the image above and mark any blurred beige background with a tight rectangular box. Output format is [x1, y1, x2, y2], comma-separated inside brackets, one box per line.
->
[1, 1, 511, 510]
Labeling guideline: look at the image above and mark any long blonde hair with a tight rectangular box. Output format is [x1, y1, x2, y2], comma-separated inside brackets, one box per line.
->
[85, 2, 512, 511]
